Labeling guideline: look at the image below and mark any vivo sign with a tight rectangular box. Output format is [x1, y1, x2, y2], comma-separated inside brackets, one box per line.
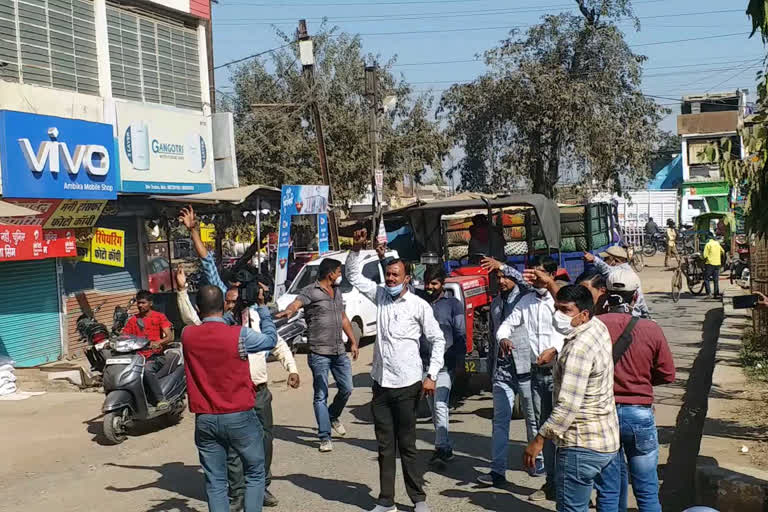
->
[0, 111, 118, 200]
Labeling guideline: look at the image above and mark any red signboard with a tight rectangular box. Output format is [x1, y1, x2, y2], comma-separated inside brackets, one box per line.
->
[0, 225, 77, 261]
[0, 199, 61, 226]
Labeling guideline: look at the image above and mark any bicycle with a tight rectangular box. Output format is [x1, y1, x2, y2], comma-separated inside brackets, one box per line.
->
[628, 245, 645, 273]
[671, 252, 707, 302]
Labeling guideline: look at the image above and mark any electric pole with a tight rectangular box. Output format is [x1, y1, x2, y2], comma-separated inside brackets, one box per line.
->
[298, 19, 340, 250]
[365, 64, 382, 244]
[206, 0, 216, 112]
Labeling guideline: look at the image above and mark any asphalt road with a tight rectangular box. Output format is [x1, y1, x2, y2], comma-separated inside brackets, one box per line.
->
[0, 260, 717, 512]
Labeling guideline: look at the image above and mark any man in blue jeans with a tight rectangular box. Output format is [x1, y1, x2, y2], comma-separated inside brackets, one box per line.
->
[595, 269, 675, 512]
[276, 258, 359, 453]
[477, 270, 540, 487]
[182, 285, 278, 512]
[419, 265, 466, 466]
[523, 281, 620, 512]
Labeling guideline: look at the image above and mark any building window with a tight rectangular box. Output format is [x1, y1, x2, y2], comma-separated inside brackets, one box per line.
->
[0, 0, 99, 94]
[107, 4, 201, 110]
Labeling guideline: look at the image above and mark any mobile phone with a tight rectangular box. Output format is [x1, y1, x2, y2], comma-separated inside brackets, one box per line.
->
[733, 294, 759, 309]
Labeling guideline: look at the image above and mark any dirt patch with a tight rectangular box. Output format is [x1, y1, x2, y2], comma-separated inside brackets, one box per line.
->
[723, 382, 768, 468]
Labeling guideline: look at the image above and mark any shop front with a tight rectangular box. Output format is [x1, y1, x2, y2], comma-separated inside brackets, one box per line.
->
[0, 110, 119, 366]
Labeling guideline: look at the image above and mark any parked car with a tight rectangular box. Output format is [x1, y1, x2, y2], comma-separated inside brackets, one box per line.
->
[276, 249, 399, 348]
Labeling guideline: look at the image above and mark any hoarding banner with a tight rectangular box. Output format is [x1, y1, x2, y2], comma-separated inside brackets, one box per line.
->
[318, 213, 329, 254]
[0, 225, 77, 261]
[274, 185, 330, 298]
[79, 227, 125, 267]
[115, 102, 214, 194]
[0, 199, 60, 226]
[43, 200, 106, 229]
[0, 110, 118, 200]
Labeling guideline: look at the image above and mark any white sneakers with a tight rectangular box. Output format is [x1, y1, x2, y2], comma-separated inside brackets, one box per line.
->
[331, 419, 347, 437]
[319, 439, 333, 453]
[367, 506, 397, 512]
[414, 502, 431, 512]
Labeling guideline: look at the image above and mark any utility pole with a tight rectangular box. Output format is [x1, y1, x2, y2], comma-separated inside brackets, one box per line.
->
[206, 0, 216, 112]
[298, 19, 340, 251]
[365, 64, 381, 244]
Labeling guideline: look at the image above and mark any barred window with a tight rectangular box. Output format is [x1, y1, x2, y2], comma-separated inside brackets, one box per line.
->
[107, 4, 201, 110]
[0, 0, 99, 95]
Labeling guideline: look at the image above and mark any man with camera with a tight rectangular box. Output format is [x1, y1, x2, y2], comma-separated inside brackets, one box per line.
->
[179, 206, 300, 509]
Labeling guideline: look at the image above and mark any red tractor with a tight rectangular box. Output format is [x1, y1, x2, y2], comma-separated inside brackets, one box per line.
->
[388, 195, 562, 386]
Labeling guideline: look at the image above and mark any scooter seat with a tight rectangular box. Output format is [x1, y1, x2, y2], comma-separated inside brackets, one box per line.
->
[154, 351, 182, 380]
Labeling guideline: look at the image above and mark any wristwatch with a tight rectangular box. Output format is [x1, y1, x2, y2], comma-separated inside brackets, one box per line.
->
[427, 373, 437, 381]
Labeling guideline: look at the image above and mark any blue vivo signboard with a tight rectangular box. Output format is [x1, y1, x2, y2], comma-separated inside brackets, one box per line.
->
[0, 110, 118, 200]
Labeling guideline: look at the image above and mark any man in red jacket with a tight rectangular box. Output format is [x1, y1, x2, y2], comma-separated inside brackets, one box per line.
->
[182, 285, 277, 512]
[594, 269, 675, 512]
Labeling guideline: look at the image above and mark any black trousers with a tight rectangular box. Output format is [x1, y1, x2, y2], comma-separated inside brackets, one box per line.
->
[372, 381, 426, 507]
[704, 263, 721, 297]
[228, 384, 273, 512]
[144, 354, 166, 403]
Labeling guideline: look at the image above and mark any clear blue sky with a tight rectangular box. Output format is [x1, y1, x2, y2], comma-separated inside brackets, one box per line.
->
[211, 0, 765, 134]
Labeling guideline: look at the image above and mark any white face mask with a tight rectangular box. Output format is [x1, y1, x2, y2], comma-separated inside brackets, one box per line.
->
[535, 287, 549, 296]
[553, 310, 577, 336]
[334, 275, 343, 286]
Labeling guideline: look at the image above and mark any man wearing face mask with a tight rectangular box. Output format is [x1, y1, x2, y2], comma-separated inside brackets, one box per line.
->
[476, 269, 541, 487]
[584, 247, 650, 319]
[495, 255, 563, 502]
[420, 265, 466, 467]
[593, 269, 675, 512]
[276, 258, 359, 454]
[523, 283, 620, 512]
[346, 229, 446, 512]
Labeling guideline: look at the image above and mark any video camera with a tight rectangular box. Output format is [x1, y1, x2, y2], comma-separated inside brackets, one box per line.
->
[233, 267, 274, 306]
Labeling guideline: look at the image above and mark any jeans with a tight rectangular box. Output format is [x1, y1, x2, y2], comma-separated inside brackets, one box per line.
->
[228, 385, 274, 512]
[490, 379, 539, 476]
[371, 381, 426, 507]
[426, 368, 453, 450]
[532, 370, 556, 485]
[308, 352, 354, 441]
[556, 447, 620, 512]
[704, 264, 720, 296]
[144, 353, 166, 403]
[195, 410, 265, 512]
[595, 405, 661, 512]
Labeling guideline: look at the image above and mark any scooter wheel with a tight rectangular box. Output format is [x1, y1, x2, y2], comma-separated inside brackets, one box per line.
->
[103, 409, 128, 444]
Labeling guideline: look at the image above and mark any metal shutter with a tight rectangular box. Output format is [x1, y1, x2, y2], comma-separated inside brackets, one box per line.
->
[107, 3, 201, 110]
[0, 259, 62, 367]
[0, 0, 98, 94]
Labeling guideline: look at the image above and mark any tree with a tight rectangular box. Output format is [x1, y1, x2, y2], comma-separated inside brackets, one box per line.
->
[438, 1, 665, 198]
[219, 25, 449, 209]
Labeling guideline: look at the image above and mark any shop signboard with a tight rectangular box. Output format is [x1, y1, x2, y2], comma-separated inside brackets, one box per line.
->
[116, 102, 214, 194]
[0, 110, 118, 200]
[275, 185, 329, 298]
[0, 199, 60, 226]
[43, 200, 106, 229]
[78, 227, 125, 267]
[0, 225, 77, 261]
[318, 214, 329, 254]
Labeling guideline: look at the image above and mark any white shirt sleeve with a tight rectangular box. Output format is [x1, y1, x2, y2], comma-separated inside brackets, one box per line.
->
[496, 303, 523, 341]
[271, 337, 299, 374]
[422, 301, 446, 378]
[345, 250, 379, 303]
[177, 289, 201, 326]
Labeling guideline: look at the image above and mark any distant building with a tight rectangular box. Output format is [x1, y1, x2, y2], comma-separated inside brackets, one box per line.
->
[676, 90, 747, 217]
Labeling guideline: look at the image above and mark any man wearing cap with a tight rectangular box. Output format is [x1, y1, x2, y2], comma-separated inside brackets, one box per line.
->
[593, 268, 675, 512]
[584, 247, 650, 318]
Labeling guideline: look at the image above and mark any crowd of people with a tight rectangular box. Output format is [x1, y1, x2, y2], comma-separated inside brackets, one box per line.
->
[122, 207, 679, 512]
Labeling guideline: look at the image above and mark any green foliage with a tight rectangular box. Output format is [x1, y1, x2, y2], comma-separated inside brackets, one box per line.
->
[219, 25, 449, 209]
[740, 327, 768, 380]
[438, 5, 665, 198]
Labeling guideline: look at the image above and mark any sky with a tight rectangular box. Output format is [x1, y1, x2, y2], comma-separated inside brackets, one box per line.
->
[210, 0, 765, 144]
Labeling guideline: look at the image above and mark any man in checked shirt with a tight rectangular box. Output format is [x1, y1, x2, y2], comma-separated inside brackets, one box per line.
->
[523, 279, 620, 512]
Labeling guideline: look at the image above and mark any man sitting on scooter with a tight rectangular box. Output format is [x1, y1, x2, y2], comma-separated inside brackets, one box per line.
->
[122, 290, 173, 408]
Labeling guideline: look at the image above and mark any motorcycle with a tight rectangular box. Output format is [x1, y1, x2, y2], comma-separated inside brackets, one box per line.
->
[731, 234, 751, 288]
[76, 296, 136, 375]
[101, 336, 186, 444]
[642, 232, 667, 257]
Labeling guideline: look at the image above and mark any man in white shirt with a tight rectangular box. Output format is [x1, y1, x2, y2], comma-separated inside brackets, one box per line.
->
[175, 267, 300, 510]
[496, 255, 564, 502]
[346, 229, 446, 512]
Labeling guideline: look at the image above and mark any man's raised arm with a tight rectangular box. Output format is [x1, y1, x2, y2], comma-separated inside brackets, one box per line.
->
[344, 229, 379, 304]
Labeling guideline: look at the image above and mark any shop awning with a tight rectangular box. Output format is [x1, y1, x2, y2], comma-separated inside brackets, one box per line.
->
[0, 200, 43, 218]
[149, 185, 281, 207]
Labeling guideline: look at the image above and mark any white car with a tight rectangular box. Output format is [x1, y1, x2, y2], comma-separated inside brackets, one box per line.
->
[276, 249, 399, 346]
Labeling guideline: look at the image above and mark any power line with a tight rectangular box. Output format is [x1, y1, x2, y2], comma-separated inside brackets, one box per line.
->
[392, 55, 763, 69]
[213, 42, 296, 70]
[632, 32, 749, 47]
